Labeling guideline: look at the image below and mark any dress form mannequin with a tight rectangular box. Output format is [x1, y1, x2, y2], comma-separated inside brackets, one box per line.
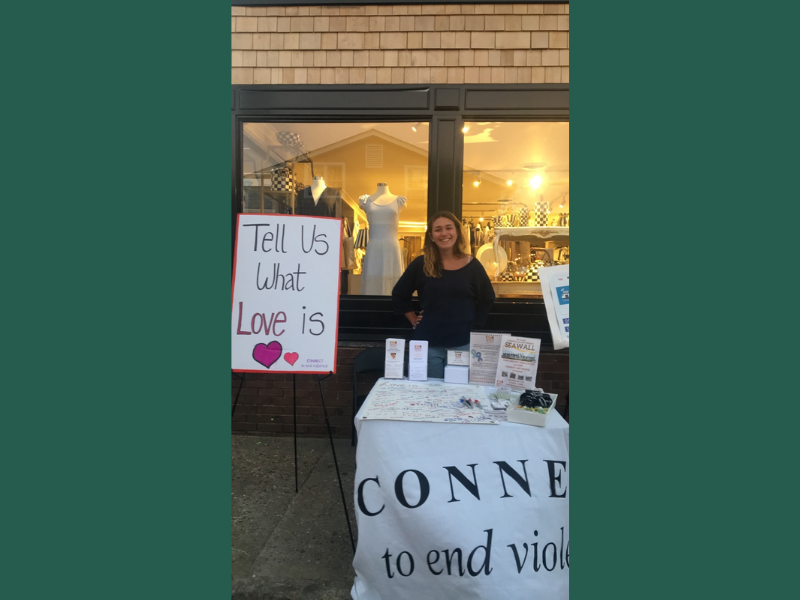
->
[310, 176, 327, 204]
[359, 182, 407, 295]
[295, 176, 341, 218]
[367, 183, 397, 206]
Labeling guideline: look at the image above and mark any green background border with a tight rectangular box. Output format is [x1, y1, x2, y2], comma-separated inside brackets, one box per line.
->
[5, 1, 792, 597]
[578, 1, 794, 598]
[4, 2, 231, 596]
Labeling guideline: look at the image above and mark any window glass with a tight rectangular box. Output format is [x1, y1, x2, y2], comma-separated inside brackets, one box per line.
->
[461, 122, 569, 298]
[242, 122, 429, 296]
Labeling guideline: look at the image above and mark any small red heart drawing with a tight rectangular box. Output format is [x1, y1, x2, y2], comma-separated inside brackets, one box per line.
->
[284, 352, 299, 366]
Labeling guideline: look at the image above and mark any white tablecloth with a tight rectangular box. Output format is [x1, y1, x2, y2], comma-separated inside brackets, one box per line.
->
[351, 379, 569, 600]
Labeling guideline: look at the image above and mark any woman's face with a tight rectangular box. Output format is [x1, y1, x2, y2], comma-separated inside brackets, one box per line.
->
[431, 217, 458, 252]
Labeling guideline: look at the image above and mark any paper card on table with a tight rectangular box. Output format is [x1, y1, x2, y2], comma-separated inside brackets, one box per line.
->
[469, 332, 509, 385]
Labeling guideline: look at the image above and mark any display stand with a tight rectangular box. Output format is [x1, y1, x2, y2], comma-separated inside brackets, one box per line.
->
[231, 370, 355, 555]
[492, 226, 569, 277]
[232, 214, 350, 552]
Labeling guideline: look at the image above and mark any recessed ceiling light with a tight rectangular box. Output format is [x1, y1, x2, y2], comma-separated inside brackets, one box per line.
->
[523, 163, 547, 171]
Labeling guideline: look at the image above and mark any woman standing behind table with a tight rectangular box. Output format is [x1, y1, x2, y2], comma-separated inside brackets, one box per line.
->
[392, 211, 496, 378]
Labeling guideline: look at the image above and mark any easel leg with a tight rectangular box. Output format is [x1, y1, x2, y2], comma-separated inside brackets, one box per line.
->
[317, 373, 356, 555]
[293, 374, 298, 493]
[231, 372, 245, 418]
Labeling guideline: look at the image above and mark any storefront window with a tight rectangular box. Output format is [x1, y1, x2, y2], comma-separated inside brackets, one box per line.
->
[461, 122, 569, 298]
[242, 122, 429, 296]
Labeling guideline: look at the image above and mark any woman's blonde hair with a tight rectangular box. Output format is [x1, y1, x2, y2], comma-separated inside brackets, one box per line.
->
[423, 211, 469, 278]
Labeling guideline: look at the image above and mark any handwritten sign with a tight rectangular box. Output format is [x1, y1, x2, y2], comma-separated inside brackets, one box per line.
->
[231, 214, 342, 373]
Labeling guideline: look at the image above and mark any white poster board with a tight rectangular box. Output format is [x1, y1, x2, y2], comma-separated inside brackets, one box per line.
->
[231, 214, 342, 373]
[538, 265, 569, 350]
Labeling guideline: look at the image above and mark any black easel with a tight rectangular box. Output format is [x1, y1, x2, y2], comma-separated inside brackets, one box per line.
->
[232, 370, 355, 555]
[314, 371, 356, 554]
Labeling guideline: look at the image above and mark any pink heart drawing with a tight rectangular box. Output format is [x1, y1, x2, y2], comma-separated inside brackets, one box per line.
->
[253, 341, 282, 369]
[284, 352, 299, 366]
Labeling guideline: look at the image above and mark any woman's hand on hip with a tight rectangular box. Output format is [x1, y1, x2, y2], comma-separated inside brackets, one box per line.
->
[405, 310, 424, 329]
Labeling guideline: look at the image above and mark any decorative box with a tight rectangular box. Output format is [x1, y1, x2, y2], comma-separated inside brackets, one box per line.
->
[506, 393, 558, 427]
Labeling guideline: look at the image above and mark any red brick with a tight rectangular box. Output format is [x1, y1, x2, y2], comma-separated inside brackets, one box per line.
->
[258, 387, 289, 397]
[237, 387, 261, 397]
[243, 379, 269, 388]
[257, 423, 285, 433]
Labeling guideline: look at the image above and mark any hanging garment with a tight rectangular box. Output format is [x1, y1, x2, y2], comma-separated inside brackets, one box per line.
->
[460, 221, 472, 255]
[295, 186, 343, 218]
[354, 227, 369, 249]
[359, 195, 407, 295]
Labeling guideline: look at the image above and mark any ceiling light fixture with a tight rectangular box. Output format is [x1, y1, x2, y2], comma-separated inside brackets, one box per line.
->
[411, 122, 422, 132]
[462, 125, 470, 134]
[529, 174, 543, 189]
[523, 163, 547, 171]
[507, 180, 513, 186]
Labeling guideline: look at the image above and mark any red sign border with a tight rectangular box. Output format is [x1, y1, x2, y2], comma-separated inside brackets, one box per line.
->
[231, 213, 343, 374]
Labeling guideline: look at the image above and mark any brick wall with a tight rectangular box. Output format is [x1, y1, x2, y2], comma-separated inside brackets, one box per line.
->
[232, 3, 569, 85]
[232, 343, 569, 438]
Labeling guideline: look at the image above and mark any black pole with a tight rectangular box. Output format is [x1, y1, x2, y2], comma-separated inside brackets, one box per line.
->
[293, 374, 298, 493]
[318, 372, 356, 554]
[231, 372, 245, 418]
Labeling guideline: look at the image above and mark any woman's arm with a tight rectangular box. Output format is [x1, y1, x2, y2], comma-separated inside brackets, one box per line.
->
[472, 263, 496, 326]
[404, 310, 423, 328]
[391, 257, 423, 320]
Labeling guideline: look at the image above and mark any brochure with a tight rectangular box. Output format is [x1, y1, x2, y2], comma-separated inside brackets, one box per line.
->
[538, 265, 569, 350]
[494, 335, 542, 391]
[385, 338, 405, 379]
[408, 340, 429, 381]
[469, 332, 509, 385]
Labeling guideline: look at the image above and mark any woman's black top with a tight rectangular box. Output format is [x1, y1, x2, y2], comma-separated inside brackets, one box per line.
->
[392, 255, 496, 347]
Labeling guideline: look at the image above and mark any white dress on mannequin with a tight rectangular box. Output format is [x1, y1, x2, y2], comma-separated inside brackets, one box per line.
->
[359, 193, 407, 295]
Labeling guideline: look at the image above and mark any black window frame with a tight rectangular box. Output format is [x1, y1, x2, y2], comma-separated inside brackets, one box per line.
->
[232, 83, 568, 348]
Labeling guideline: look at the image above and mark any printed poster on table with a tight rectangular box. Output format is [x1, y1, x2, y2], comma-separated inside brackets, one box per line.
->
[494, 335, 542, 391]
[352, 408, 569, 599]
[231, 214, 342, 373]
[469, 332, 509, 385]
[538, 265, 569, 350]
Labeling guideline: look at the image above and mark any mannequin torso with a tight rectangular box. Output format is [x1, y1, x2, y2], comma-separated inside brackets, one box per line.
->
[366, 183, 401, 208]
[310, 176, 327, 204]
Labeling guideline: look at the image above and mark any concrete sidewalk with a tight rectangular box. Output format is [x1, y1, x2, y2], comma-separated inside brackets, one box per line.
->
[232, 435, 358, 600]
